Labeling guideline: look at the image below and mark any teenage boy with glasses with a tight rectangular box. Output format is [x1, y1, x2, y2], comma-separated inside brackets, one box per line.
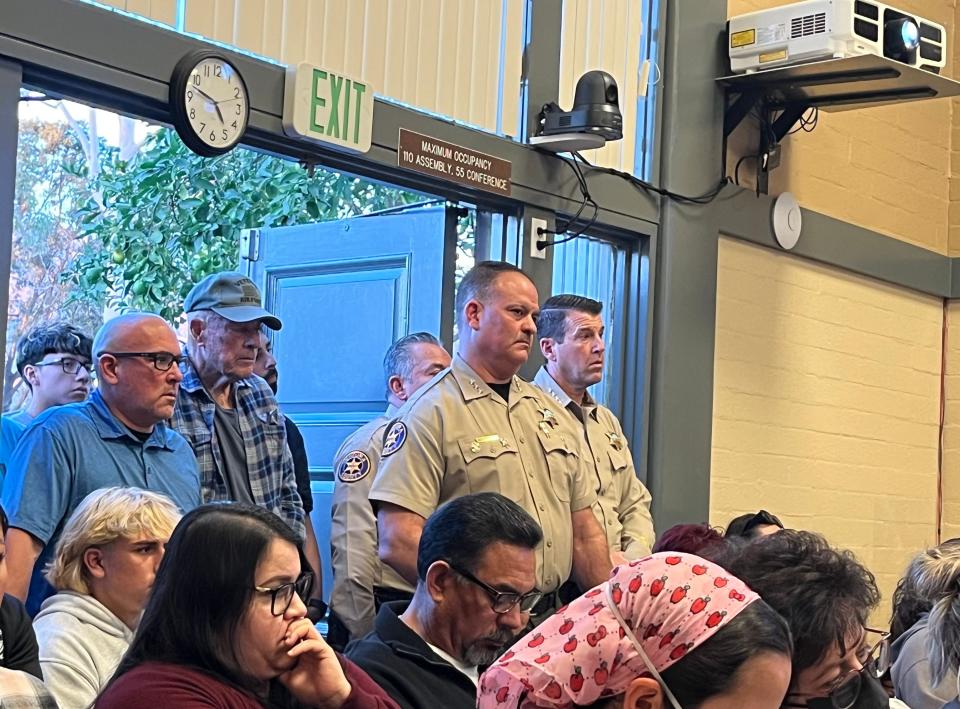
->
[347, 493, 543, 709]
[1, 313, 200, 616]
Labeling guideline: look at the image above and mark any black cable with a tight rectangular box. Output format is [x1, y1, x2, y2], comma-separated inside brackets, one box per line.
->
[734, 155, 756, 186]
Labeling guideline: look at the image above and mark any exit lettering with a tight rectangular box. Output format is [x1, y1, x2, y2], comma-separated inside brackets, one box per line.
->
[309, 70, 367, 145]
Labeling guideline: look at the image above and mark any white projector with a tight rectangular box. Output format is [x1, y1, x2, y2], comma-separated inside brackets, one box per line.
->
[728, 0, 946, 74]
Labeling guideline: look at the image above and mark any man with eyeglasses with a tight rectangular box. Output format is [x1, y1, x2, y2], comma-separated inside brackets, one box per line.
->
[0, 323, 94, 483]
[347, 492, 542, 709]
[172, 272, 304, 541]
[2, 313, 201, 615]
[707, 530, 901, 709]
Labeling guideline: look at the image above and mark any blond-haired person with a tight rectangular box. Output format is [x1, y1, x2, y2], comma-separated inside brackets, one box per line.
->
[32, 487, 180, 708]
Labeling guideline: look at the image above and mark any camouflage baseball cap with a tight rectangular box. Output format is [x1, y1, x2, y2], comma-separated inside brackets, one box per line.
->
[184, 272, 282, 330]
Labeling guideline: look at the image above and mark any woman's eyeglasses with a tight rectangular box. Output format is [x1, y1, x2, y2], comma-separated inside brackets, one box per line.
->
[254, 571, 315, 616]
[449, 563, 542, 614]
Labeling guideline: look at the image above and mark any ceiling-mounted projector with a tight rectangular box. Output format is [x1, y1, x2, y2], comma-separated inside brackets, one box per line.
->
[728, 0, 946, 74]
[530, 70, 623, 153]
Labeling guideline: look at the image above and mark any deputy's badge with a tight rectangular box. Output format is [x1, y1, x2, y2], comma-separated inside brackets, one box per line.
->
[382, 421, 407, 456]
[607, 431, 624, 451]
[538, 407, 559, 435]
[337, 450, 371, 482]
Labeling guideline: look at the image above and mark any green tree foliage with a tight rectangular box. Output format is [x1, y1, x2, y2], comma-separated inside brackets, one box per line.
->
[5, 120, 102, 407]
[67, 128, 422, 322]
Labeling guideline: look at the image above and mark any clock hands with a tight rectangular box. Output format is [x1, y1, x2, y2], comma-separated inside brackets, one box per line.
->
[192, 86, 232, 124]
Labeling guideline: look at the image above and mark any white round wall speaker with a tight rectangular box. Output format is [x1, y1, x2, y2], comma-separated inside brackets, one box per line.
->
[772, 192, 802, 250]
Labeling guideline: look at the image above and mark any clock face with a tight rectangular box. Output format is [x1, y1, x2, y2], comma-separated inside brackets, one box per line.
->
[182, 57, 248, 151]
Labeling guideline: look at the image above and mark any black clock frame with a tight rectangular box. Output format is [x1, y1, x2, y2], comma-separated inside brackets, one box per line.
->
[169, 49, 249, 158]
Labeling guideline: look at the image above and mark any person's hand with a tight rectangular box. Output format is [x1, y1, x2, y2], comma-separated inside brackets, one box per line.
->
[278, 619, 352, 709]
[610, 550, 629, 568]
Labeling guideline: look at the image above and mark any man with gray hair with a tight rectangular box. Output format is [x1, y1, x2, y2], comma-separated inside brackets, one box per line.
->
[2, 313, 200, 615]
[172, 271, 304, 540]
[329, 332, 451, 646]
[534, 294, 655, 572]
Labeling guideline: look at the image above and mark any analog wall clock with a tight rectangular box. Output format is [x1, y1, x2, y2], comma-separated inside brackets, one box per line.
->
[170, 50, 249, 157]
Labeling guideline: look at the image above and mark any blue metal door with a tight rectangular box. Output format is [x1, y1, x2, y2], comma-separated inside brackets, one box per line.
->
[241, 205, 455, 601]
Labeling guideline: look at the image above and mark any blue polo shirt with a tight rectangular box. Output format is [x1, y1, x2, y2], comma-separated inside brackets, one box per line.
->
[1, 389, 201, 615]
[0, 415, 26, 487]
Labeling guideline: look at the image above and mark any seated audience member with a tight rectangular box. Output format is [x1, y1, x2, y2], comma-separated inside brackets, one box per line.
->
[2, 313, 200, 616]
[0, 667, 57, 708]
[478, 552, 792, 708]
[888, 538, 960, 708]
[651, 523, 723, 556]
[0, 505, 40, 679]
[96, 502, 399, 709]
[347, 492, 542, 709]
[707, 531, 896, 709]
[33, 487, 181, 708]
[724, 509, 784, 539]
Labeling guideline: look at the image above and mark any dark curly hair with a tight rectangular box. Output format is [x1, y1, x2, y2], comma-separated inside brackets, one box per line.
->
[703, 530, 880, 678]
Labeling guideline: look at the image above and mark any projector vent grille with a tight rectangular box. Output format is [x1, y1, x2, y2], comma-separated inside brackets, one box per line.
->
[791, 12, 827, 39]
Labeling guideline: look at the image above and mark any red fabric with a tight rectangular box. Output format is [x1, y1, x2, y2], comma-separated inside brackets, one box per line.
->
[95, 658, 400, 709]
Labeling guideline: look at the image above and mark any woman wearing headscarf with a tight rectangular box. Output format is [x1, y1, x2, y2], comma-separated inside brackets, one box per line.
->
[478, 552, 792, 708]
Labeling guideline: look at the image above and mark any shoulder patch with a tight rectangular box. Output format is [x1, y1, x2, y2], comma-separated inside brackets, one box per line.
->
[336, 450, 372, 483]
[382, 421, 407, 456]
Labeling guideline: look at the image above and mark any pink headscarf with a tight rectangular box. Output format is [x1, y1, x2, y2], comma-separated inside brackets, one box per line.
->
[477, 552, 760, 708]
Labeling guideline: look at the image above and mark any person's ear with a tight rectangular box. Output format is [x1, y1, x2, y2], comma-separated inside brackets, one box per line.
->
[83, 547, 107, 580]
[387, 375, 406, 401]
[540, 337, 557, 361]
[96, 355, 120, 386]
[622, 677, 664, 709]
[22, 364, 39, 388]
[189, 316, 206, 343]
[464, 300, 483, 331]
[424, 560, 457, 603]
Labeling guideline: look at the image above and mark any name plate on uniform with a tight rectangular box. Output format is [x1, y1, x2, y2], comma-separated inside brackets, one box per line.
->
[282, 62, 374, 153]
[397, 128, 512, 196]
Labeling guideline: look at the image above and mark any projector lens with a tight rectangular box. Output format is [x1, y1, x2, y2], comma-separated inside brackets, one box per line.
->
[900, 20, 919, 49]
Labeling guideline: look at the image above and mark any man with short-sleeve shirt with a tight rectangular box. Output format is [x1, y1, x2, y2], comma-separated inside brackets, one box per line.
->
[370, 261, 612, 615]
[533, 294, 655, 567]
[2, 313, 200, 615]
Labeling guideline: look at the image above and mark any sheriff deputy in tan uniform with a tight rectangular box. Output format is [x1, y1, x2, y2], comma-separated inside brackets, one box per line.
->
[533, 294, 655, 567]
[329, 332, 451, 645]
[369, 261, 612, 613]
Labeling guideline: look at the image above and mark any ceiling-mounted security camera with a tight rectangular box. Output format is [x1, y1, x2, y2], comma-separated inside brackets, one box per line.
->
[529, 70, 624, 153]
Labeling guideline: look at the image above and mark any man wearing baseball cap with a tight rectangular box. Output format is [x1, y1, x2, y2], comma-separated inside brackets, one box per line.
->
[171, 272, 305, 541]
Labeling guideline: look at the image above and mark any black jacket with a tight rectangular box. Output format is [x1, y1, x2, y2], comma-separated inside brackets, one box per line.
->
[0, 594, 41, 679]
[345, 601, 476, 709]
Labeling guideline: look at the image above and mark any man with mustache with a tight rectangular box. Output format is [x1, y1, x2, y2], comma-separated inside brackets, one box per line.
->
[533, 294, 655, 577]
[347, 493, 542, 709]
[172, 272, 304, 540]
[370, 261, 611, 622]
[2, 313, 201, 615]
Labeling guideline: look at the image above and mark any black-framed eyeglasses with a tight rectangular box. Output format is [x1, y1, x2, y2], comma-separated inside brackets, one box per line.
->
[101, 351, 185, 372]
[782, 627, 891, 709]
[254, 571, 314, 617]
[449, 563, 542, 614]
[33, 357, 92, 375]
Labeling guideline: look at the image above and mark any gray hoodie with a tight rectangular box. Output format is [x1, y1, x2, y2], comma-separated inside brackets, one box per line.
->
[32, 591, 134, 709]
[890, 613, 960, 709]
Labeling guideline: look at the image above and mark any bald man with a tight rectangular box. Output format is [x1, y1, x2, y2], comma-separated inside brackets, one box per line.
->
[2, 313, 201, 615]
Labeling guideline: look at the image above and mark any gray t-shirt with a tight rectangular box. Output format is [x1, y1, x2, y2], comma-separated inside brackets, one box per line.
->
[214, 404, 254, 505]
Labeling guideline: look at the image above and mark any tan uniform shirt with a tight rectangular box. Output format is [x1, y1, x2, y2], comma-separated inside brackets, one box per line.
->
[369, 355, 597, 593]
[533, 367, 655, 559]
[330, 404, 414, 639]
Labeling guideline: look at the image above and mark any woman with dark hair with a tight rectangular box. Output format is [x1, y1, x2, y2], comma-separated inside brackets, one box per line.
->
[0, 503, 41, 679]
[477, 552, 793, 708]
[96, 503, 399, 708]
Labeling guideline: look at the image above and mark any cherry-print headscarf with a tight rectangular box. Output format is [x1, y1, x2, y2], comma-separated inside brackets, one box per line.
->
[477, 552, 760, 708]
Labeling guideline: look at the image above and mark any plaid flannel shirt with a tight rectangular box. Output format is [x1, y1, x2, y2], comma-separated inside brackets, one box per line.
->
[172, 354, 305, 540]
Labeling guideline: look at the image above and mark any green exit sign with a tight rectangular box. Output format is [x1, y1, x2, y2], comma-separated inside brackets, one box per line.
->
[282, 62, 373, 153]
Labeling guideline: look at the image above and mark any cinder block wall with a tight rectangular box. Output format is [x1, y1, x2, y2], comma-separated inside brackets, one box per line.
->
[720, 0, 960, 613]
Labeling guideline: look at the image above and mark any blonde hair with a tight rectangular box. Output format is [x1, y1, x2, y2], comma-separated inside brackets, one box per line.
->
[45, 487, 181, 594]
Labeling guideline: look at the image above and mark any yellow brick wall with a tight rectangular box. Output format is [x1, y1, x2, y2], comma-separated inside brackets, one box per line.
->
[727, 0, 956, 254]
[943, 303, 960, 542]
[712, 237, 943, 610]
